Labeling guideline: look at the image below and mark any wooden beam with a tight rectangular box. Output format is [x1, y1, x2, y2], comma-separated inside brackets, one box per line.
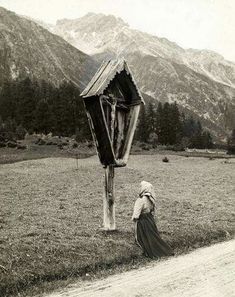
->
[104, 165, 116, 230]
[103, 95, 116, 230]
[120, 105, 140, 165]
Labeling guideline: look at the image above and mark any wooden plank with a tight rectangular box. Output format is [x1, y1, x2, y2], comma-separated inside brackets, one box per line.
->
[116, 105, 140, 165]
[85, 97, 115, 166]
[103, 165, 115, 230]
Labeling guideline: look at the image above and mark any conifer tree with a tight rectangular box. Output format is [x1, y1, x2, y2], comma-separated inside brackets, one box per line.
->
[0, 81, 17, 120]
[137, 105, 148, 142]
[146, 102, 156, 136]
[17, 78, 36, 130]
[161, 102, 171, 144]
[202, 131, 213, 148]
[227, 129, 235, 154]
[168, 102, 182, 144]
[35, 99, 54, 134]
[155, 102, 163, 143]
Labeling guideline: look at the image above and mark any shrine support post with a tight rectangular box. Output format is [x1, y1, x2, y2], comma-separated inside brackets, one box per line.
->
[103, 96, 116, 231]
[104, 165, 115, 230]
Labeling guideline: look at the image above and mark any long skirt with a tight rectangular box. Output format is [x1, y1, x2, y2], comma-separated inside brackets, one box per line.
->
[135, 213, 174, 258]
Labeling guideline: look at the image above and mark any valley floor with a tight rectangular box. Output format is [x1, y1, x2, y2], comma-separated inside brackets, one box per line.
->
[0, 154, 234, 296]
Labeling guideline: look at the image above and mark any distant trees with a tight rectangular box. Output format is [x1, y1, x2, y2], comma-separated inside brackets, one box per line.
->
[135, 101, 213, 149]
[0, 78, 91, 141]
[227, 129, 235, 154]
[0, 77, 215, 149]
[137, 104, 149, 143]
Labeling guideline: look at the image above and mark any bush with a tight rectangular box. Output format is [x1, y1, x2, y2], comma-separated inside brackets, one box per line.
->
[7, 141, 17, 148]
[227, 129, 235, 155]
[165, 145, 174, 151]
[17, 144, 27, 150]
[16, 125, 27, 140]
[165, 144, 185, 151]
[37, 139, 46, 145]
[173, 144, 185, 152]
[162, 156, 169, 163]
[27, 128, 34, 135]
[139, 142, 152, 150]
[0, 142, 6, 148]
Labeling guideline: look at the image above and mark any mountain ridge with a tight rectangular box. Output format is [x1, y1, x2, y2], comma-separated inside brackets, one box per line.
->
[52, 13, 235, 87]
[48, 13, 235, 139]
[0, 6, 97, 89]
[0, 8, 234, 139]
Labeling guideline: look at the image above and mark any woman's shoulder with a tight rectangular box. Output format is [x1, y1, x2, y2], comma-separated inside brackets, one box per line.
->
[142, 194, 155, 207]
[141, 194, 150, 200]
[138, 195, 150, 205]
[135, 197, 144, 205]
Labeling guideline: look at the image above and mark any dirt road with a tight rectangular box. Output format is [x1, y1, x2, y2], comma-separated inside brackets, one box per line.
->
[46, 239, 235, 297]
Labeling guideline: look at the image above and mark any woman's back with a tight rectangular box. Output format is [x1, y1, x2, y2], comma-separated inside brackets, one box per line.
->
[132, 195, 154, 220]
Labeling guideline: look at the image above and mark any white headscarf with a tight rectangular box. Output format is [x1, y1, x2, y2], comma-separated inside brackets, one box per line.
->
[139, 181, 156, 205]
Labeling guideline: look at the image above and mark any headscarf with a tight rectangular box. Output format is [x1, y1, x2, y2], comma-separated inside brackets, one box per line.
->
[139, 181, 156, 206]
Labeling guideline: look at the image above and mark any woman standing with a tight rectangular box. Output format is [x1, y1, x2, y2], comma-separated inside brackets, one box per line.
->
[132, 181, 174, 258]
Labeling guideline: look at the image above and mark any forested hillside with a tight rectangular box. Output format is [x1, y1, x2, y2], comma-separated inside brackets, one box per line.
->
[0, 78, 90, 141]
[0, 78, 213, 149]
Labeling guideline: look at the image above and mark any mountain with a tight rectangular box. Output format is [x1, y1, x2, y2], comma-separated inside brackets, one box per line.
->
[0, 7, 97, 90]
[54, 13, 235, 88]
[50, 13, 235, 139]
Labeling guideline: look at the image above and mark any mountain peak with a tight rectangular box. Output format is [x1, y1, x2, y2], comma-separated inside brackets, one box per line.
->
[56, 12, 128, 31]
[80, 12, 128, 27]
[0, 6, 8, 13]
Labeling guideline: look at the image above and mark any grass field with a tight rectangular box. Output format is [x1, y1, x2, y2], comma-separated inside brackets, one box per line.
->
[0, 143, 95, 165]
[0, 139, 232, 165]
[0, 154, 234, 296]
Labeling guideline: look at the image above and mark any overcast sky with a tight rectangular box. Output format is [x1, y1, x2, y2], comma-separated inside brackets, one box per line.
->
[0, 0, 234, 62]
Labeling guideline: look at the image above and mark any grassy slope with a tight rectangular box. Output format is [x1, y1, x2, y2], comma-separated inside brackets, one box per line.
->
[0, 144, 95, 164]
[0, 155, 234, 296]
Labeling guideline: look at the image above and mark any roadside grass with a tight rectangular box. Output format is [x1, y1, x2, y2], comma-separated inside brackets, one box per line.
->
[0, 144, 95, 164]
[0, 155, 234, 296]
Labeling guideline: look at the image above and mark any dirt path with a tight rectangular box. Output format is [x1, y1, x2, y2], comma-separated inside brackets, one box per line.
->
[45, 239, 235, 297]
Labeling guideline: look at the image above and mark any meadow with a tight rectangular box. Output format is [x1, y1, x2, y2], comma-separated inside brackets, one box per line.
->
[0, 153, 234, 296]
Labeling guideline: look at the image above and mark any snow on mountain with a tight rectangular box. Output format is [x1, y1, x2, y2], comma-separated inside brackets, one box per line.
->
[52, 13, 235, 89]
[50, 13, 235, 138]
[184, 49, 235, 88]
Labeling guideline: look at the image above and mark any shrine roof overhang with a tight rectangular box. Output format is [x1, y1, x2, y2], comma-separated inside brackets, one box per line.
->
[80, 59, 145, 105]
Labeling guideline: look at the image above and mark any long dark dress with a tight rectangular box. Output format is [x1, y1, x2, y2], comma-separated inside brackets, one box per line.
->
[135, 212, 174, 258]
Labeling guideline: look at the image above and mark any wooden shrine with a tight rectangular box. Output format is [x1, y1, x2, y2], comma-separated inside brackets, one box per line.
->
[81, 59, 144, 230]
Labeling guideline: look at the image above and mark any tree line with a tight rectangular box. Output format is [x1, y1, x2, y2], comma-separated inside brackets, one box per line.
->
[0, 78, 91, 141]
[136, 102, 213, 149]
[0, 77, 213, 149]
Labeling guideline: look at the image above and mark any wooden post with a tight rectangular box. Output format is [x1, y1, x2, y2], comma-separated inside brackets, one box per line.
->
[103, 95, 117, 231]
[104, 165, 115, 230]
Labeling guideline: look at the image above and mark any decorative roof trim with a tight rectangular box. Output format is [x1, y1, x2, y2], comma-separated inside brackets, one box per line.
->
[80, 59, 144, 104]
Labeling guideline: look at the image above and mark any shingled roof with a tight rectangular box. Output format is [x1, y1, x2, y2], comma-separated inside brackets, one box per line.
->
[80, 59, 144, 103]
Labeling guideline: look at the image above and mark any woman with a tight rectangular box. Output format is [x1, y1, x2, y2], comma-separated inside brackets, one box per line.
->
[132, 181, 174, 258]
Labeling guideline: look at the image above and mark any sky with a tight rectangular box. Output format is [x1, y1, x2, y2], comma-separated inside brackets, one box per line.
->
[0, 0, 234, 62]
